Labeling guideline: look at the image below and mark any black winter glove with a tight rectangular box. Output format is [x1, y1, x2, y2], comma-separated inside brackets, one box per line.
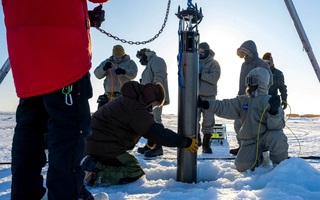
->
[103, 62, 112, 71]
[115, 68, 126, 75]
[268, 95, 281, 115]
[88, 5, 105, 28]
[198, 96, 209, 109]
[282, 100, 287, 110]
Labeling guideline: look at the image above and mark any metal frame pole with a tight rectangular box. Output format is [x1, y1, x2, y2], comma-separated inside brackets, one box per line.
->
[0, 58, 11, 85]
[284, 0, 320, 83]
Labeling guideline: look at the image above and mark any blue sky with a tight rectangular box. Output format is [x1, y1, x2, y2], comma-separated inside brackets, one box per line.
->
[1, 0, 320, 114]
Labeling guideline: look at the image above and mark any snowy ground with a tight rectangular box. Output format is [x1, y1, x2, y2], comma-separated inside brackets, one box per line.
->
[0, 112, 320, 199]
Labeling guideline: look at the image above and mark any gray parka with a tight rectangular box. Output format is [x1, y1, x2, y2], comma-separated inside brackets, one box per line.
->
[208, 67, 288, 172]
[199, 49, 221, 97]
[238, 40, 273, 95]
[94, 55, 138, 94]
[140, 51, 170, 105]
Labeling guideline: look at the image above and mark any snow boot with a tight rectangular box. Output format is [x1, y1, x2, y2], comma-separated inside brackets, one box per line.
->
[137, 145, 151, 154]
[144, 145, 163, 157]
[229, 147, 240, 155]
[261, 151, 270, 167]
[202, 134, 212, 154]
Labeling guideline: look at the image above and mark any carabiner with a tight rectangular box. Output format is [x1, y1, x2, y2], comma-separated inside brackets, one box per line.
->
[62, 85, 73, 106]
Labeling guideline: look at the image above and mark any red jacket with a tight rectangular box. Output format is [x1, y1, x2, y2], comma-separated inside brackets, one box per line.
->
[2, 0, 108, 98]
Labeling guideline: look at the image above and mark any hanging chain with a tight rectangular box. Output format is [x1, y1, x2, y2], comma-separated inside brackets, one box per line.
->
[95, 0, 171, 45]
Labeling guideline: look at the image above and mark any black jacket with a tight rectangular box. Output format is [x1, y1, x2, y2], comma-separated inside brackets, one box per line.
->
[84, 81, 189, 163]
[269, 67, 287, 102]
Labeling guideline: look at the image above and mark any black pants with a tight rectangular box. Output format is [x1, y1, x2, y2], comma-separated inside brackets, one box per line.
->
[11, 73, 92, 200]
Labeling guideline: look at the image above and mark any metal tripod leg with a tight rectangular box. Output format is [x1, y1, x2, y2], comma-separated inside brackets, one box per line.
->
[0, 58, 11, 85]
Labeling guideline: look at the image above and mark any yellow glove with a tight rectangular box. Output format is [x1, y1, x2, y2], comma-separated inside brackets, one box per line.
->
[187, 135, 199, 153]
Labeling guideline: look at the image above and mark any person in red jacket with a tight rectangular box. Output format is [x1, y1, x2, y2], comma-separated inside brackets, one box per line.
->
[2, 1, 108, 199]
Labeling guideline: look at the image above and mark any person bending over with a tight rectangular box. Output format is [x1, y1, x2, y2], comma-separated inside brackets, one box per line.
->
[81, 81, 198, 186]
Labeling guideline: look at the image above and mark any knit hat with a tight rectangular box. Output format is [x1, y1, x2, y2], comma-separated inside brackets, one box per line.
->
[262, 52, 271, 60]
[262, 52, 274, 66]
[199, 42, 210, 51]
[113, 45, 125, 57]
[140, 83, 165, 106]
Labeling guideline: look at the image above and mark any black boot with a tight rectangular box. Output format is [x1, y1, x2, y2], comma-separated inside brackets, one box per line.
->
[229, 147, 240, 155]
[202, 134, 212, 154]
[144, 145, 163, 157]
[137, 145, 151, 154]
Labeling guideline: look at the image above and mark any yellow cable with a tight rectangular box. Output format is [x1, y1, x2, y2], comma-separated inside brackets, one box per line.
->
[242, 104, 269, 174]
[229, 99, 301, 180]
[229, 104, 269, 179]
[234, 100, 299, 176]
[281, 100, 301, 157]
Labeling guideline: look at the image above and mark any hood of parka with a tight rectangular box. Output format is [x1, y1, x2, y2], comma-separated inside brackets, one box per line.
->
[121, 81, 165, 106]
[246, 67, 270, 96]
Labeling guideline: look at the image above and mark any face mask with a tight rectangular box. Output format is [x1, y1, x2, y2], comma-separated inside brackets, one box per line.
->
[199, 52, 205, 59]
[113, 56, 122, 63]
[246, 85, 259, 96]
[139, 57, 148, 65]
[199, 49, 208, 59]
[246, 76, 259, 96]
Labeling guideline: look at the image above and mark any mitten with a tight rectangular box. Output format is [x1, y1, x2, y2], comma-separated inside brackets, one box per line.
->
[115, 68, 126, 75]
[103, 62, 112, 71]
[198, 96, 209, 109]
[281, 100, 287, 110]
[268, 95, 280, 115]
[88, 5, 105, 28]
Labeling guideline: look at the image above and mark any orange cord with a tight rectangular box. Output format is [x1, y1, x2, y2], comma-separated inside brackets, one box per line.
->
[108, 61, 123, 101]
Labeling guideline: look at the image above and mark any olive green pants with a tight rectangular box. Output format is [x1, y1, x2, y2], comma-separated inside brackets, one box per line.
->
[92, 152, 145, 186]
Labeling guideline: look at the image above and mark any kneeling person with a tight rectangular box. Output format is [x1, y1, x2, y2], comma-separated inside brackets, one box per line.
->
[81, 81, 198, 186]
[199, 67, 288, 172]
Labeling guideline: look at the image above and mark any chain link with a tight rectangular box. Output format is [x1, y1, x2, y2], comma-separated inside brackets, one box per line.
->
[96, 0, 171, 45]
